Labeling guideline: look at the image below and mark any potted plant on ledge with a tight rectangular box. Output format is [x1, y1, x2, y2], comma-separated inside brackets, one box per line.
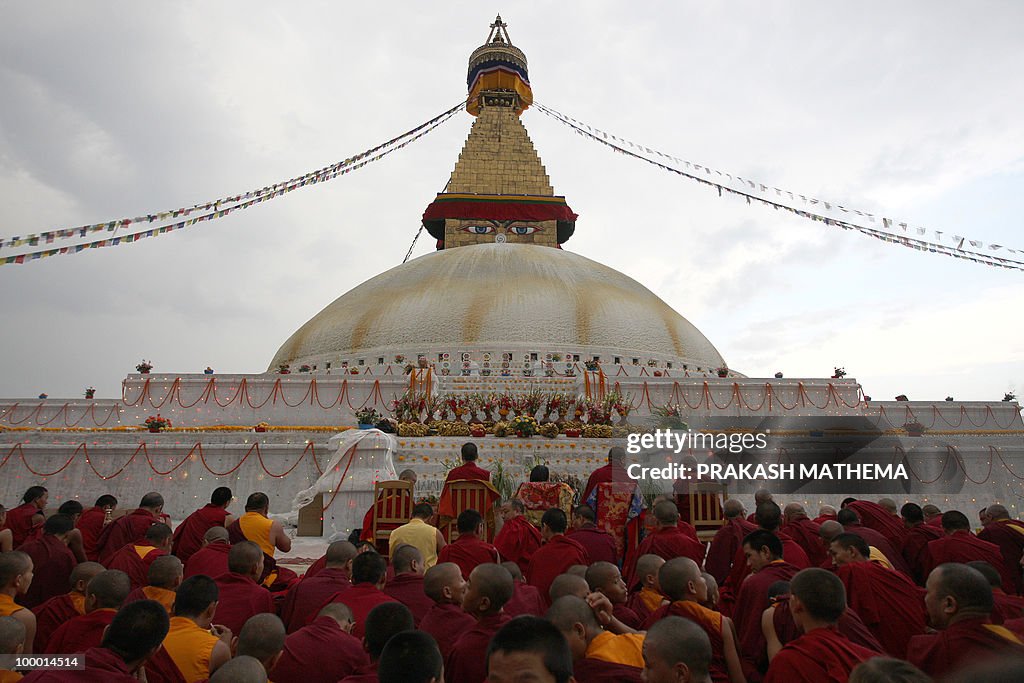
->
[84, 387, 96, 399]
[715, 366, 729, 378]
[903, 421, 926, 437]
[144, 415, 171, 433]
[136, 360, 153, 374]
[356, 408, 382, 429]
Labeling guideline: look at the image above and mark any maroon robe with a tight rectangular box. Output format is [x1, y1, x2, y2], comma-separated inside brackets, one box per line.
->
[338, 662, 378, 683]
[978, 518, 1024, 594]
[141, 646, 187, 683]
[625, 526, 705, 586]
[626, 588, 665, 626]
[211, 572, 275, 634]
[20, 646, 137, 682]
[182, 541, 231, 580]
[504, 581, 547, 618]
[642, 601, 729, 683]
[845, 523, 912, 576]
[902, 523, 942, 585]
[720, 532, 809, 617]
[437, 531, 500, 579]
[280, 566, 351, 632]
[95, 509, 156, 565]
[992, 591, 1024, 624]
[567, 524, 618, 566]
[107, 543, 166, 590]
[420, 601, 476, 659]
[19, 534, 77, 608]
[781, 517, 826, 567]
[445, 612, 511, 683]
[383, 572, 432, 625]
[812, 513, 837, 525]
[706, 517, 758, 583]
[928, 530, 1015, 593]
[572, 657, 644, 682]
[846, 501, 908, 547]
[444, 462, 491, 483]
[171, 504, 228, 563]
[32, 593, 84, 653]
[612, 603, 643, 630]
[493, 515, 542, 574]
[75, 507, 107, 561]
[763, 626, 882, 683]
[526, 534, 590, 604]
[303, 554, 327, 579]
[322, 582, 399, 639]
[271, 615, 370, 683]
[733, 560, 800, 681]
[835, 561, 927, 657]
[907, 616, 1024, 678]
[45, 608, 116, 654]
[4, 502, 43, 548]
[770, 597, 884, 652]
[581, 463, 630, 506]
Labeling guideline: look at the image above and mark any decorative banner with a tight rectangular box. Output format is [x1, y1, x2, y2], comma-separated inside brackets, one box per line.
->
[534, 102, 1024, 272]
[1, 101, 467, 265]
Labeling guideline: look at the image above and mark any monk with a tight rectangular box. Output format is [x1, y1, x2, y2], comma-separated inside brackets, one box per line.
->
[549, 573, 590, 603]
[272, 602, 369, 683]
[585, 562, 641, 628]
[627, 554, 667, 624]
[965, 560, 1024, 624]
[763, 568, 882, 682]
[746, 490, 774, 523]
[281, 540, 355, 632]
[829, 533, 927, 657]
[321, 552, 398, 639]
[31, 562, 103, 653]
[812, 505, 837, 525]
[75, 494, 117, 561]
[707, 500, 758, 583]
[0, 506, 11, 554]
[437, 509, 500, 579]
[581, 446, 630, 504]
[978, 504, 1024, 594]
[18, 514, 77, 609]
[446, 563, 513, 683]
[171, 487, 234, 563]
[547, 595, 645, 679]
[2, 487, 47, 548]
[162, 575, 232, 682]
[209, 542, 274, 635]
[642, 616, 714, 683]
[501, 562, 547, 617]
[377, 629, 444, 683]
[227, 492, 295, 590]
[526, 509, 590, 605]
[732, 530, 800, 680]
[928, 510, 1015, 593]
[781, 503, 826, 567]
[107, 522, 172, 590]
[493, 499, 542, 574]
[844, 499, 908, 547]
[383, 544, 432, 625]
[95, 492, 163, 565]
[908, 563, 1024, 678]
[336, 602, 414, 683]
[234, 613, 285, 681]
[419, 562, 475, 659]
[835, 508, 910, 575]
[0, 552, 36, 655]
[125, 555, 182, 614]
[763, 588, 884, 659]
[358, 469, 417, 552]
[0, 615, 26, 682]
[644, 558, 744, 682]
[445, 443, 491, 483]
[44, 570, 129, 654]
[922, 504, 943, 526]
[625, 501, 705, 586]
[568, 505, 618, 565]
[21, 600, 171, 683]
[389, 502, 445, 570]
[899, 503, 942, 585]
[183, 526, 231, 579]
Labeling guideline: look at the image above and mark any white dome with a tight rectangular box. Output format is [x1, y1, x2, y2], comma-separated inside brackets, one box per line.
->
[270, 243, 726, 370]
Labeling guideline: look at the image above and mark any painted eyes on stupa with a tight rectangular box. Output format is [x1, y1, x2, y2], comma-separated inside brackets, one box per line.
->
[462, 225, 495, 234]
[508, 226, 539, 235]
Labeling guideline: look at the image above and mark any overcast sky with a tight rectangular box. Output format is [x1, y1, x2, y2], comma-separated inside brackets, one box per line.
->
[1, 1, 1022, 403]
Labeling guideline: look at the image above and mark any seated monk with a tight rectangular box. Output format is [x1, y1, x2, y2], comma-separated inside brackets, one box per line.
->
[162, 575, 232, 681]
[75, 494, 117, 561]
[644, 616, 715, 683]
[587, 562, 642, 629]
[384, 544, 433, 625]
[107, 522, 173, 590]
[977, 504, 1024, 595]
[227, 492, 296, 590]
[526, 509, 590, 605]
[0, 506, 12, 553]
[812, 504, 837, 525]
[446, 564, 514, 683]
[848, 657, 933, 682]
[763, 584, 883, 658]
[31, 561, 103, 653]
[339, 602, 414, 683]
[389, 503, 446, 570]
[514, 465, 574, 527]
[171, 486, 234, 563]
[19, 514, 77, 609]
[234, 613, 286, 682]
[781, 503, 826, 567]
[0, 552, 36, 654]
[703, 572, 720, 611]
[3, 486, 47, 548]
[549, 574, 590, 604]
[966, 560, 1024, 624]
[272, 602, 369, 683]
[843, 499, 908, 548]
[581, 446, 630, 504]
[45, 570, 130, 654]
[624, 500, 705, 587]
[437, 509, 500, 579]
[763, 568, 883, 682]
[922, 504, 943, 527]
[927, 510, 1015, 594]
[626, 554, 667, 624]
[547, 595, 645, 680]
[707, 500, 758, 583]
[280, 540, 356, 632]
[501, 562, 546, 618]
[0, 614, 26, 679]
[908, 563, 1024, 678]
[836, 508, 911, 576]
[900, 503, 942, 585]
[829, 533, 927, 658]
[487, 615, 580, 683]
[183, 526, 231, 579]
[644, 557, 744, 683]
[377, 629, 444, 683]
[95, 492, 164, 565]
[444, 443, 490, 484]
[747, 490, 773, 523]
[124, 555, 183, 614]
[320, 552, 398, 639]
[419, 562, 475, 659]
[212, 542, 275, 636]
[493, 499, 542, 575]
[568, 505, 618, 565]
[358, 470, 416, 554]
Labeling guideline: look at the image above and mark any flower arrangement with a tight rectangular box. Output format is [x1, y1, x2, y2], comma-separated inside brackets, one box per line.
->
[1004, 392, 1017, 402]
[254, 422, 269, 433]
[144, 414, 171, 432]
[394, 354, 406, 364]
[84, 387, 96, 399]
[652, 403, 689, 430]
[278, 363, 291, 374]
[136, 360, 153, 373]
[832, 367, 847, 379]
[715, 366, 729, 378]
[647, 359, 658, 367]
[299, 364, 312, 373]
[509, 415, 539, 437]
[355, 408, 382, 426]
[584, 360, 600, 372]
[903, 421, 926, 436]
[204, 366, 215, 375]
[390, 391, 427, 423]
[550, 353, 563, 362]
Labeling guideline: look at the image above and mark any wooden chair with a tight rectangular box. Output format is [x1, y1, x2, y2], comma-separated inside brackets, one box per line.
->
[443, 479, 500, 543]
[682, 482, 727, 543]
[370, 480, 415, 557]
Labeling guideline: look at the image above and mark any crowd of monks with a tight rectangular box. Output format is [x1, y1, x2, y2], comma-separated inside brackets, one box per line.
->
[2, 444, 1024, 682]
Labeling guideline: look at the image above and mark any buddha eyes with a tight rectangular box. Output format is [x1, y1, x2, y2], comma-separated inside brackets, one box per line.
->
[509, 226, 539, 235]
[459, 225, 541, 236]
[462, 225, 495, 234]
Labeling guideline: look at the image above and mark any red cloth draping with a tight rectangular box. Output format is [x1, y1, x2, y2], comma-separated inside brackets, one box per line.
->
[978, 519, 1024, 594]
[706, 517, 758, 583]
[733, 560, 800, 681]
[322, 583, 399, 639]
[437, 532, 500, 580]
[624, 526, 705, 587]
[763, 626, 882, 683]
[44, 608, 115, 654]
[3, 502, 43, 548]
[902, 523, 942, 585]
[846, 501, 908, 547]
[567, 524, 618, 567]
[504, 581, 547, 618]
[107, 543, 166, 590]
[20, 646, 137, 682]
[95, 509, 157, 565]
[643, 600, 728, 683]
[170, 504, 228, 563]
[906, 616, 1024, 679]
[19, 534, 76, 608]
[383, 572, 433, 626]
[835, 561, 927, 657]
[31, 593, 84, 654]
[75, 507, 107, 561]
[493, 514, 542, 574]
[927, 530, 1015, 593]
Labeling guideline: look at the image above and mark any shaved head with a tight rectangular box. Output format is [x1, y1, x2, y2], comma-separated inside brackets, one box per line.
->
[966, 561, 1002, 589]
[755, 501, 783, 531]
[549, 574, 589, 603]
[633, 554, 666, 588]
[365, 603, 415, 660]
[584, 562, 619, 592]
[931, 563, 993, 614]
[783, 502, 806, 520]
[878, 498, 898, 514]
[0, 552, 31, 588]
[466, 563, 513, 614]
[147, 555, 183, 589]
[391, 544, 423, 574]
[204, 526, 229, 543]
[791, 568, 846, 623]
[819, 520, 844, 541]
[228, 541, 263, 575]
[645, 616, 711, 679]
[69, 561, 105, 591]
[423, 562, 462, 602]
[211, 655, 268, 683]
[87, 570, 131, 609]
[818, 505, 836, 517]
[723, 499, 745, 518]
[236, 613, 285, 664]
[0, 616, 26, 654]
[567, 565, 588, 578]
[546, 594, 601, 632]
[326, 540, 357, 566]
[658, 558, 702, 602]
[501, 561, 523, 582]
[922, 504, 941, 519]
[317, 602, 354, 624]
[986, 504, 1010, 520]
[653, 500, 680, 526]
[754, 488, 773, 505]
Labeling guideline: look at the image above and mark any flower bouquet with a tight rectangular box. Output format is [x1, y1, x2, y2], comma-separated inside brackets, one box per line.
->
[254, 421, 269, 433]
[299, 364, 312, 373]
[136, 360, 153, 374]
[145, 414, 171, 433]
[84, 387, 96, 399]
[509, 415, 539, 437]
[715, 366, 729, 378]
[355, 408, 382, 428]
